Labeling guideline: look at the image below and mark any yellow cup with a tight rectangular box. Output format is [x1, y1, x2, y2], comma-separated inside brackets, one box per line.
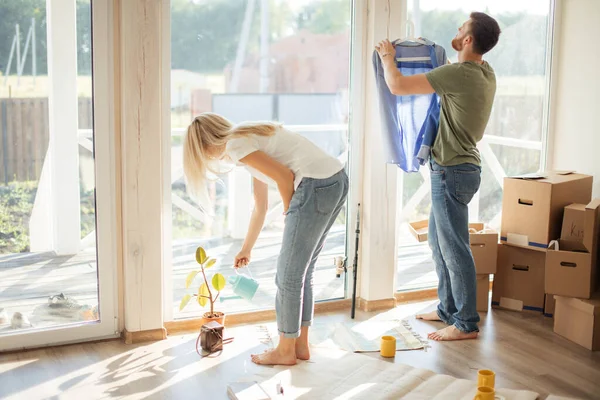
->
[380, 335, 396, 358]
[473, 386, 494, 400]
[478, 369, 495, 389]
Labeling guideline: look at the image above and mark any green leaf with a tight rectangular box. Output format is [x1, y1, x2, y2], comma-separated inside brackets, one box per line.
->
[195, 247, 207, 265]
[212, 273, 226, 291]
[205, 258, 217, 269]
[198, 283, 209, 307]
[179, 294, 192, 311]
[185, 270, 199, 289]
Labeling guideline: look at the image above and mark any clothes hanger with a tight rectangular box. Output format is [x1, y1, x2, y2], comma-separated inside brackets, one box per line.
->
[392, 20, 431, 62]
[394, 20, 427, 46]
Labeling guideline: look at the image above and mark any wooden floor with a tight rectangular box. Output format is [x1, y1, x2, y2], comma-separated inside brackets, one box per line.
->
[0, 225, 433, 330]
[1, 300, 599, 400]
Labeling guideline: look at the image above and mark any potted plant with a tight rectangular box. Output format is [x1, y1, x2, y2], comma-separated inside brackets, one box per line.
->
[180, 246, 227, 326]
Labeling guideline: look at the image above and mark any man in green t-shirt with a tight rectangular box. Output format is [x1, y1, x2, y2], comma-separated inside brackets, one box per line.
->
[375, 12, 501, 341]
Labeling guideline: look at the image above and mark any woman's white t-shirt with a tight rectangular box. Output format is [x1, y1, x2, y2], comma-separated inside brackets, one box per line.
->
[226, 127, 344, 188]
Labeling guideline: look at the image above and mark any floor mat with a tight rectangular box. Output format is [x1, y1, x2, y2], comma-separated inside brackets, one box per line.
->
[258, 319, 426, 354]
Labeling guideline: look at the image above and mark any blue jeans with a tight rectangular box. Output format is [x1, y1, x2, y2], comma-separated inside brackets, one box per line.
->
[429, 160, 481, 333]
[276, 169, 348, 338]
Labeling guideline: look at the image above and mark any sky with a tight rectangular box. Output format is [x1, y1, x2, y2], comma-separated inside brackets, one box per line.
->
[413, 0, 551, 15]
[280, 0, 551, 16]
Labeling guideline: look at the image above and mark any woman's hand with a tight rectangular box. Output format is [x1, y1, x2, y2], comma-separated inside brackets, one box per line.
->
[234, 249, 251, 269]
[279, 170, 295, 214]
[236, 151, 295, 214]
[375, 39, 395, 61]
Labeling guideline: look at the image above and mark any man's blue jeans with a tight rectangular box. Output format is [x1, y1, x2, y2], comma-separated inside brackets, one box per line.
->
[429, 160, 481, 333]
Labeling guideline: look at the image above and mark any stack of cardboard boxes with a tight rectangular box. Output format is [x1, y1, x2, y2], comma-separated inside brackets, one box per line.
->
[408, 171, 600, 350]
[546, 199, 600, 350]
[492, 171, 600, 350]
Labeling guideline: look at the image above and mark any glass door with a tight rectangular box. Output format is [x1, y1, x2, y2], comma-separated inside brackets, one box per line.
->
[166, 0, 353, 319]
[0, 0, 118, 351]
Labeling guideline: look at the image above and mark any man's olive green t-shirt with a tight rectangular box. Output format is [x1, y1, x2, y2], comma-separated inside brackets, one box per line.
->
[425, 61, 496, 166]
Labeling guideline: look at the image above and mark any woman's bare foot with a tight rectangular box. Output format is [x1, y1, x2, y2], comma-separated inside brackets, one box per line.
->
[295, 326, 311, 360]
[251, 348, 297, 366]
[428, 325, 478, 341]
[416, 310, 442, 321]
[295, 341, 310, 361]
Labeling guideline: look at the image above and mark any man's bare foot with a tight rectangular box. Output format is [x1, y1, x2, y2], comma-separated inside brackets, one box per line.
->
[251, 348, 297, 366]
[427, 325, 478, 341]
[416, 310, 442, 321]
[295, 341, 310, 361]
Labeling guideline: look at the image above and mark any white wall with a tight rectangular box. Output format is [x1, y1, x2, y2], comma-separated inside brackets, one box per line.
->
[119, 0, 167, 333]
[550, 0, 600, 197]
[357, 0, 407, 302]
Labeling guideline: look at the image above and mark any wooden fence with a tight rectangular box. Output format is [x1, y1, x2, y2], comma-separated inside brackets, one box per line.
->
[0, 93, 541, 185]
[0, 98, 92, 184]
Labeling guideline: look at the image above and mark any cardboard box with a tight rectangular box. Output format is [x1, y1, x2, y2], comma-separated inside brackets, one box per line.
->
[477, 274, 490, 312]
[546, 199, 600, 299]
[409, 220, 498, 273]
[554, 294, 600, 351]
[561, 204, 586, 242]
[469, 223, 498, 274]
[492, 244, 546, 312]
[408, 220, 429, 242]
[501, 172, 593, 250]
[544, 294, 556, 318]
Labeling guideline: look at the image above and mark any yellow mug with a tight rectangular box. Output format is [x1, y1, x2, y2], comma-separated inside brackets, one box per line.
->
[478, 369, 495, 389]
[380, 335, 396, 358]
[473, 386, 505, 400]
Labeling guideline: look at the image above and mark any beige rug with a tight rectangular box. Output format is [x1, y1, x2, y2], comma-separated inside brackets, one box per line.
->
[242, 347, 539, 400]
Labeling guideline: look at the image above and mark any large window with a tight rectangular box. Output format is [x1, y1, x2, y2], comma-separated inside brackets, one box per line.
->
[169, 0, 352, 319]
[396, 0, 553, 292]
[0, 1, 98, 332]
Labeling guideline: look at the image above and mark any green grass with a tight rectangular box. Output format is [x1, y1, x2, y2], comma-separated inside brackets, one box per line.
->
[0, 182, 37, 253]
[0, 181, 96, 254]
[0, 179, 216, 253]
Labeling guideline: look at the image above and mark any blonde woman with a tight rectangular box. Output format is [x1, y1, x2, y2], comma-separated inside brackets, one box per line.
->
[183, 112, 348, 365]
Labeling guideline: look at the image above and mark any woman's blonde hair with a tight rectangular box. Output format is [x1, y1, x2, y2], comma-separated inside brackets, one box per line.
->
[183, 112, 279, 212]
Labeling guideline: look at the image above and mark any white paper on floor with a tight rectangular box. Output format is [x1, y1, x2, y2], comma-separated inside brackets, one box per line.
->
[246, 347, 539, 400]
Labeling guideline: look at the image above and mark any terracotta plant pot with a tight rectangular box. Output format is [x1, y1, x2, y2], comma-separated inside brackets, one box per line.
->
[200, 311, 225, 327]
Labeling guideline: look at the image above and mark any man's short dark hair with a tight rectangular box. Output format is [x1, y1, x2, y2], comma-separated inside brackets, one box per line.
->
[469, 12, 501, 55]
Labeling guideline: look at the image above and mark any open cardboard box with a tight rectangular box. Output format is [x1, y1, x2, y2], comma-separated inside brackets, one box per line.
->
[408, 220, 429, 242]
[408, 221, 498, 273]
[545, 199, 600, 299]
[501, 171, 592, 251]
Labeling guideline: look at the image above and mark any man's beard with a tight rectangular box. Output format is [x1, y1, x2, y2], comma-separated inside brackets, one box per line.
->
[451, 37, 462, 52]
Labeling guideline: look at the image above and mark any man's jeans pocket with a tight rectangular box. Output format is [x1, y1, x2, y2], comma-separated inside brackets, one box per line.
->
[453, 168, 481, 205]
